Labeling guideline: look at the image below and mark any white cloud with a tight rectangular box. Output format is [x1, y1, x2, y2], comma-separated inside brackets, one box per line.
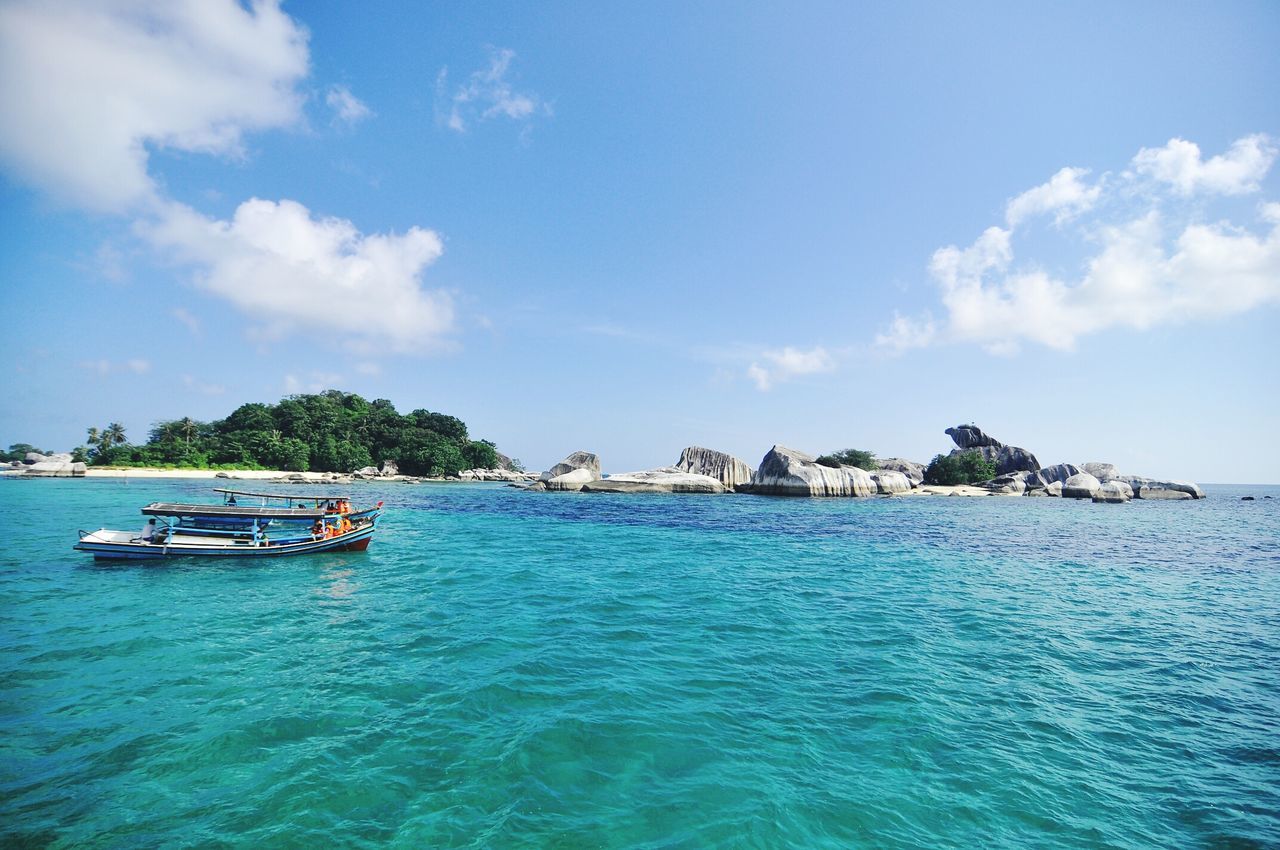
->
[326, 84, 372, 126]
[284, 371, 343, 394]
[171, 307, 201, 336]
[0, 2, 458, 354]
[747, 346, 834, 391]
[80, 357, 150, 375]
[1005, 167, 1101, 227]
[439, 47, 549, 134]
[1133, 134, 1277, 196]
[0, 0, 308, 212]
[182, 374, 225, 395]
[879, 134, 1280, 355]
[141, 198, 454, 351]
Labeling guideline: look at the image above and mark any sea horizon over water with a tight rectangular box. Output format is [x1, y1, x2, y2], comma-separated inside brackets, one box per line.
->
[3, 477, 1278, 848]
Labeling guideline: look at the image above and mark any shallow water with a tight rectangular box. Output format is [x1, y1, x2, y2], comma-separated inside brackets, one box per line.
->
[2, 478, 1278, 848]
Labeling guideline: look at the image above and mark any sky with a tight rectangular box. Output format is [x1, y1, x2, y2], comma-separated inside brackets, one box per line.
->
[1, 0, 1278, 483]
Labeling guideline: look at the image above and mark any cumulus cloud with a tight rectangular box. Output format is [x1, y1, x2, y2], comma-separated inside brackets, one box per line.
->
[438, 47, 550, 134]
[141, 199, 453, 352]
[326, 84, 372, 126]
[1133, 134, 1277, 196]
[0, 1, 459, 350]
[747, 346, 834, 391]
[1005, 167, 1101, 227]
[0, 0, 308, 212]
[879, 134, 1280, 355]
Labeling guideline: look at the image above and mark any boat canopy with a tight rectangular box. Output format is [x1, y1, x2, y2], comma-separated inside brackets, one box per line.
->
[142, 502, 325, 519]
[213, 488, 353, 502]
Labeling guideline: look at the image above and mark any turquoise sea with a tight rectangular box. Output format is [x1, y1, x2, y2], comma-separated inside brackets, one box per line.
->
[2, 478, 1278, 848]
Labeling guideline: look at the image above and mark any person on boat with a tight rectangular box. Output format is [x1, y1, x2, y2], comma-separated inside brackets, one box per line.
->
[227, 494, 237, 506]
[140, 518, 156, 542]
[312, 519, 325, 540]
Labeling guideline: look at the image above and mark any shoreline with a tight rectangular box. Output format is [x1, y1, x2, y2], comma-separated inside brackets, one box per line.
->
[3, 466, 1024, 497]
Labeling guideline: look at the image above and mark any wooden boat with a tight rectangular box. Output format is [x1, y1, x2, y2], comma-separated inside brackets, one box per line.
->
[74, 489, 384, 561]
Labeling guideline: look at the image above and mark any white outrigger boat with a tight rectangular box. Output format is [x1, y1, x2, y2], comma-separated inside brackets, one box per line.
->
[74, 489, 384, 561]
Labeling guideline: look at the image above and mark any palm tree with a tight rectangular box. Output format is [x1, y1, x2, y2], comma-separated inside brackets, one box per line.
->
[99, 423, 127, 460]
[179, 417, 198, 448]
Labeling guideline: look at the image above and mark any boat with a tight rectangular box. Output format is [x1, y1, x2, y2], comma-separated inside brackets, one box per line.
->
[73, 489, 384, 560]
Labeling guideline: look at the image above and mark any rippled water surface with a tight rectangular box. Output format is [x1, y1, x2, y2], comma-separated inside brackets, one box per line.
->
[3, 478, 1278, 848]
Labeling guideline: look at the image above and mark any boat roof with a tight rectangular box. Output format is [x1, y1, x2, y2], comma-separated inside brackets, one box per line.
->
[213, 488, 353, 501]
[142, 502, 326, 519]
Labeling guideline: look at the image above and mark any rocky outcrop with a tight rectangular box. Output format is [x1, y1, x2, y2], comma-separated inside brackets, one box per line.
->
[380, 460, 399, 477]
[980, 470, 1047, 494]
[24, 460, 86, 477]
[458, 468, 538, 482]
[875, 458, 925, 487]
[1045, 481, 1064, 497]
[1093, 480, 1133, 503]
[870, 470, 912, 495]
[544, 468, 596, 491]
[1062, 472, 1102, 499]
[944, 425, 1038, 474]
[1083, 462, 1120, 481]
[944, 425, 1002, 449]
[674, 446, 754, 490]
[744, 445, 876, 497]
[583, 468, 726, 494]
[541, 451, 601, 481]
[1037, 463, 1084, 485]
[1122, 477, 1205, 500]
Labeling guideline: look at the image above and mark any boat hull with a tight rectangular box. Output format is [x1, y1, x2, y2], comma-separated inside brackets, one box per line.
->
[74, 524, 377, 561]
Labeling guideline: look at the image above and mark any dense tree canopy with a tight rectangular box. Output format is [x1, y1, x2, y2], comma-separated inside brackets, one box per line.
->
[923, 451, 998, 486]
[79, 390, 501, 476]
[816, 448, 877, 470]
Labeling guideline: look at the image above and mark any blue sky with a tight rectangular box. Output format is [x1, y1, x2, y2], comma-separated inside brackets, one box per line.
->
[1, 1, 1278, 482]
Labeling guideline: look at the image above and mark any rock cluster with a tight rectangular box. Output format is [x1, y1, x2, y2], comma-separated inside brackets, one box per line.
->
[944, 425, 1039, 475]
[583, 468, 726, 494]
[875, 458, 925, 486]
[742, 445, 877, 497]
[674, 446, 754, 490]
[525, 451, 602, 492]
[12, 452, 85, 477]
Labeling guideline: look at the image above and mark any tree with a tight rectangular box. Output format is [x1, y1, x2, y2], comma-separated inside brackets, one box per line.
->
[816, 448, 877, 470]
[924, 451, 998, 486]
[91, 422, 129, 464]
[463, 439, 499, 470]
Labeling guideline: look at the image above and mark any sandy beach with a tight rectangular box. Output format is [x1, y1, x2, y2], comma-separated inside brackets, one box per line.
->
[80, 468, 331, 480]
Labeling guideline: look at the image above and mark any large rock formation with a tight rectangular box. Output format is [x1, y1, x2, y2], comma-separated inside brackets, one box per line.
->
[541, 451, 601, 481]
[1093, 480, 1133, 503]
[744, 445, 876, 497]
[1122, 477, 1205, 500]
[870, 470, 912, 495]
[944, 425, 1002, 449]
[944, 425, 1039, 475]
[1083, 462, 1120, 481]
[1062, 472, 1102, 499]
[674, 446, 754, 490]
[875, 458, 925, 486]
[24, 460, 86, 477]
[25, 452, 74, 465]
[1037, 463, 1084, 485]
[543, 468, 597, 491]
[583, 468, 726, 494]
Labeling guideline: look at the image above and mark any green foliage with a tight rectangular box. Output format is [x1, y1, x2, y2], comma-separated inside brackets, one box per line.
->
[2, 443, 44, 462]
[79, 390, 500, 475]
[924, 450, 998, 486]
[815, 448, 877, 470]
